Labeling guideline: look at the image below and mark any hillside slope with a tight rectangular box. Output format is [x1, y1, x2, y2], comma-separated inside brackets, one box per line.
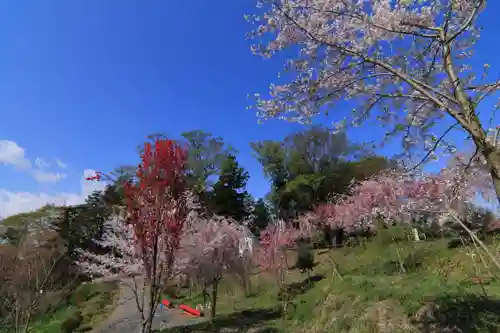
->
[162, 233, 500, 333]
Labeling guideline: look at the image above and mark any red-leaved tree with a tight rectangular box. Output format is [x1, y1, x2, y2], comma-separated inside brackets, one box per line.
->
[78, 138, 189, 333]
[123, 138, 188, 333]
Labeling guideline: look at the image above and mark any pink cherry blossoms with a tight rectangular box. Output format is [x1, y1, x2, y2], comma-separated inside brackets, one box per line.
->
[177, 212, 254, 318]
[257, 222, 298, 286]
[179, 214, 254, 283]
[312, 154, 497, 233]
[76, 214, 142, 278]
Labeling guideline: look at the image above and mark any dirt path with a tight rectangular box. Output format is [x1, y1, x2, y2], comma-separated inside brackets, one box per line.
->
[92, 277, 206, 333]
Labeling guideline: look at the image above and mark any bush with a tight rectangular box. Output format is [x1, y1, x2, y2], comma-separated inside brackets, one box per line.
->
[70, 284, 100, 306]
[382, 248, 428, 275]
[295, 242, 315, 275]
[35, 290, 71, 318]
[374, 224, 412, 246]
[311, 229, 329, 249]
[60, 311, 83, 333]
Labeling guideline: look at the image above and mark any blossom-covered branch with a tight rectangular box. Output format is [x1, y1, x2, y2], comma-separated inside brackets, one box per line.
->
[247, 0, 500, 202]
[76, 215, 141, 278]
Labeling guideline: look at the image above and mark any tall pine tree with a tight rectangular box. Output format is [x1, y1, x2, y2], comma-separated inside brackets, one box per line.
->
[249, 198, 271, 236]
[210, 154, 250, 221]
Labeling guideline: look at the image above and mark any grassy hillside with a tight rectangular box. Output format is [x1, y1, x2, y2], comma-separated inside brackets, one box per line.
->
[163, 230, 500, 333]
[4, 281, 120, 333]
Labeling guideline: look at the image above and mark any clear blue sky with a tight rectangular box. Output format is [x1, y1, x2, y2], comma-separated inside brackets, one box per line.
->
[0, 1, 499, 216]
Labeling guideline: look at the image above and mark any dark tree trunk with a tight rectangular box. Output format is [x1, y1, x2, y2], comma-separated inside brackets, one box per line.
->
[210, 280, 218, 320]
[485, 149, 500, 205]
[332, 228, 344, 247]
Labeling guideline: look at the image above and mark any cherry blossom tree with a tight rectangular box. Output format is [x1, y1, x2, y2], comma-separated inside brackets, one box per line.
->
[232, 231, 257, 297]
[75, 214, 141, 278]
[77, 138, 189, 333]
[257, 222, 299, 315]
[312, 153, 496, 238]
[310, 158, 500, 272]
[246, 0, 500, 203]
[179, 213, 253, 319]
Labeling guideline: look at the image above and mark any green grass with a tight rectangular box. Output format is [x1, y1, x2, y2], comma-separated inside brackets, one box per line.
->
[23, 280, 119, 333]
[162, 233, 500, 333]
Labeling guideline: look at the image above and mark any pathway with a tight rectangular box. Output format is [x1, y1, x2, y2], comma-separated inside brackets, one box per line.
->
[92, 277, 206, 333]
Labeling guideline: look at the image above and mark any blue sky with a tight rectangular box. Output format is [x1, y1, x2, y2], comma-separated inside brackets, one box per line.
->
[0, 1, 499, 217]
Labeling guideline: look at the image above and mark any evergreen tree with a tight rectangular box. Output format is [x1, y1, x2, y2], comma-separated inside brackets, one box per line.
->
[250, 198, 271, 236]
[210, 154, 250, 221]
[51, 191, 111, 258]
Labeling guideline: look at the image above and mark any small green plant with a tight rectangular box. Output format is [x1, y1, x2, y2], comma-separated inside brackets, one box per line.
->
[60, 311, 83, 333]
[311, 229, 328, 249]
[375, 224, 412, 246]
[382, 248, 428, 275]
[295, 241, 315, 279]
[71, 284, 99, 306]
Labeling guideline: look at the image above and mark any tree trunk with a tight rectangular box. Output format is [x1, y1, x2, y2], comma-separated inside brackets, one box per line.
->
[331, 228, 344, 247]
[485, 149, 500, 204]
[141, 280, 159, 333]
[140, 309, 154, 333]
[202, 286, 210, 305]
[281, 288, 288, 318]
[246, 277, 252, 297]
[141, 297, 154, 333]
[210, 280, 218, 320]
[465, 118, 500, 205]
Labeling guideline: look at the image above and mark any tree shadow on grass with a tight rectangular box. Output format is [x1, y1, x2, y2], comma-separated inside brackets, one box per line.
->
[279, 275, 324, 300]
[289, 262, 319, 271]
[413, 294, 500, 333]
[160, 307, 283, 333]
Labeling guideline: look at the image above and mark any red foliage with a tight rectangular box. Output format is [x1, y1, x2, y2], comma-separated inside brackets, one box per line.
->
[123, 138, 188, 279]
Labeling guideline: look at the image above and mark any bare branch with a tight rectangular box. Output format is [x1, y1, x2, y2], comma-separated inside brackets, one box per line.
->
[406, 121, 460, 172]
[445, 0, 485, 44]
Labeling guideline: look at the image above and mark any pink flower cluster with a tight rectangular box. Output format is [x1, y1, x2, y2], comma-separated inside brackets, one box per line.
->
[177, 213, 254, 284]
[257, 223, 297, 275]
[313, 159, 495, 232]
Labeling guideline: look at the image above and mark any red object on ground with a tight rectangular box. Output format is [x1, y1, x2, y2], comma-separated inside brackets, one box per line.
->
[182, 311, 196, 317]
[161, 299, 172, 308]
[179, 304, 202, 317]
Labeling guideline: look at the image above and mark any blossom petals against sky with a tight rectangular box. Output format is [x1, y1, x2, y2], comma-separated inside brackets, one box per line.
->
[1, 1, 499, 218]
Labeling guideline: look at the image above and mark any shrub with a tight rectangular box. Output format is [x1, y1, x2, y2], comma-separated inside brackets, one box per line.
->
[60, 311, 83, 333]
[382, 248, 428, 275]
[374, 224, 412, 246]
[295, 241, 315, 276]
[70, 283, 100, 306]
[311, 229, 329, 249]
